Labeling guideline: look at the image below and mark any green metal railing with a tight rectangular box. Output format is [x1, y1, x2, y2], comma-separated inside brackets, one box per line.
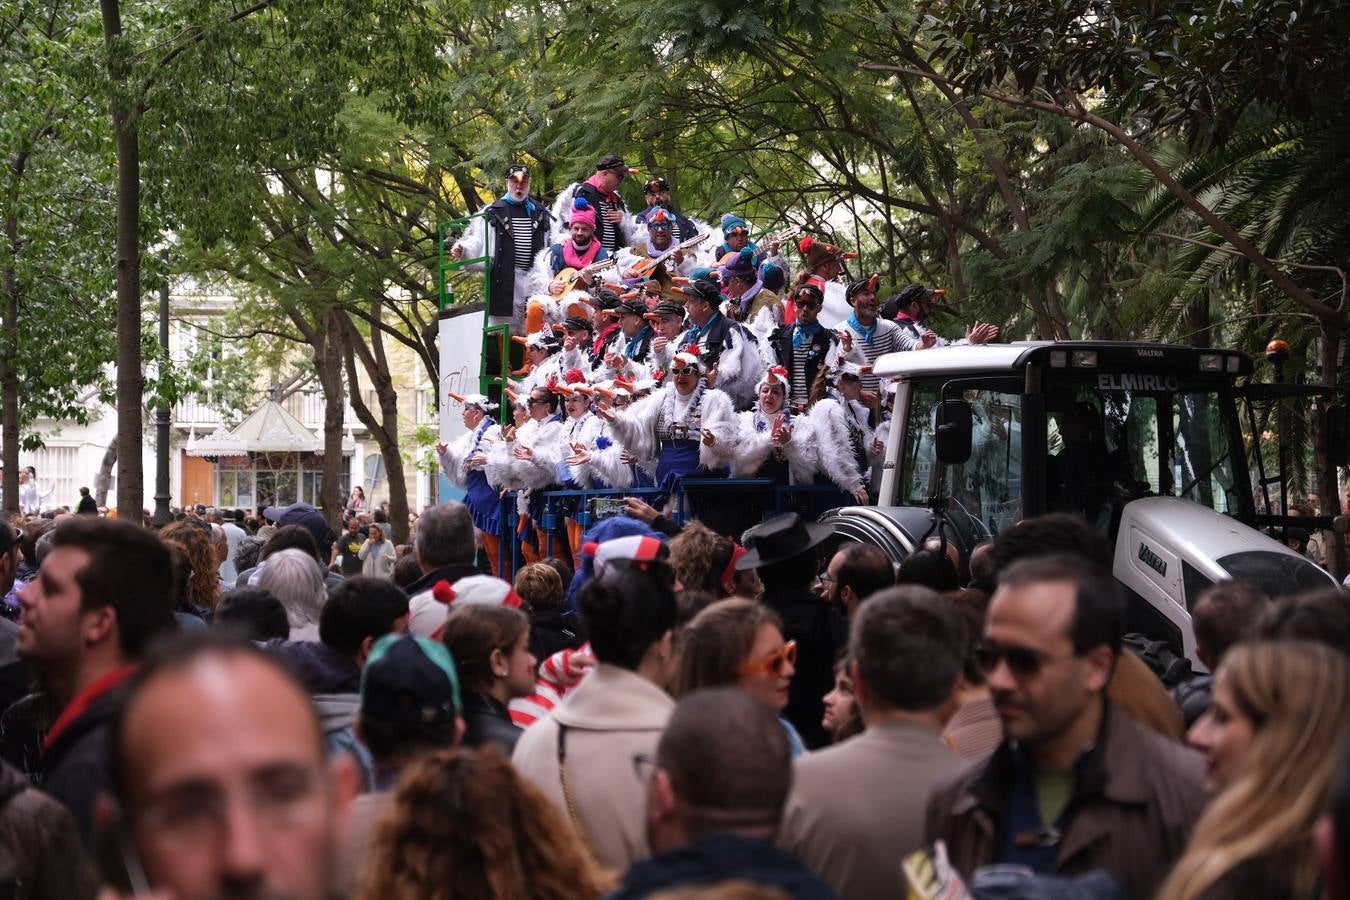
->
[439, 213, 513, 423]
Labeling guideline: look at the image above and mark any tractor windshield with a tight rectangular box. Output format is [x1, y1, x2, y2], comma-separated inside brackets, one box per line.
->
[896, 371, 1250, 540]
[1044, 373, 1251, 529]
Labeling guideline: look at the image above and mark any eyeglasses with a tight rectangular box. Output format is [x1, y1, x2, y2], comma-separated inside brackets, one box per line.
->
[973, 640, 1071, 678]
[528, 397, 550, 406]
[671, 365, 698, 376]
[133, 765, 326, 849]
[737, 640, 797, 677]
[648, 222, 673, 231]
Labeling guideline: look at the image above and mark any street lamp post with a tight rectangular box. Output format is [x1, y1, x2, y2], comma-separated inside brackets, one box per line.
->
[151, 251, 172, 527]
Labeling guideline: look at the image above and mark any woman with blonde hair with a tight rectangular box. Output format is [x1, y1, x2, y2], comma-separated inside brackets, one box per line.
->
[357, 746, 612, 900]
[1157, 640, 1350, 900]
[674, 598, 804, 755]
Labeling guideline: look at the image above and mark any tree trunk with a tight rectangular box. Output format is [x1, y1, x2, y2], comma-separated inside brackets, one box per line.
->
[1, 152, 26, 518]
[315, 311, 346, 531]
[94, 438, 117, 507]
[337, 309, 409, 545]
[101, 0, 144, 520]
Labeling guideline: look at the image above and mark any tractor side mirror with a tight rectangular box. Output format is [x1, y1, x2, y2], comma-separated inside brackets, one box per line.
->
[935, 399, 973, 464]
[1327, 403, 1350, 466]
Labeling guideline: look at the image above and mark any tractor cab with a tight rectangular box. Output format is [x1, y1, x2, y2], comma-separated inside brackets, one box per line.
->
[843, 341, 1341, 663]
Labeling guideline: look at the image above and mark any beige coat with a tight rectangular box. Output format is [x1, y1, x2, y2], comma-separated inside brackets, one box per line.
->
[779, 719, 962, 900]
[512, 663, 675, 871]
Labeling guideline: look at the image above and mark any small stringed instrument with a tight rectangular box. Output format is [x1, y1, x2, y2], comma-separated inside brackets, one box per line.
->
[625, 232, 711, 279]
[753, 223, 803, 248]
[552, 258, 618, 295]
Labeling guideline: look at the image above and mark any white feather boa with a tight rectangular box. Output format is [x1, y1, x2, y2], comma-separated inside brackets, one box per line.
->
[807, 398, 868, 493]
[730, 409, 815, 484]
[607, 385, 739, 472]
[436, 421, 501, 487]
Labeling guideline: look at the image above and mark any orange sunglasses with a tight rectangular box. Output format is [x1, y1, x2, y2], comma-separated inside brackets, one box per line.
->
[737, 640, 798, 677]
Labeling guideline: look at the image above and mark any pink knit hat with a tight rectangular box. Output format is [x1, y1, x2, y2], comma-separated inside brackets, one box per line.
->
[570, 196, 597, 230]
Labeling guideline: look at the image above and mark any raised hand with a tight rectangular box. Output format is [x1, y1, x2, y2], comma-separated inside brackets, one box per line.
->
[625, 496, 660, 522]
[920, 331, 938, 349]
[435, 441, 448, 455]
[701, 428, 717, 446]
[502, 425, 517, 442]
[595, 405, 616, 421]
[513, 445, 534, 460]
[605, 352, 626, 371]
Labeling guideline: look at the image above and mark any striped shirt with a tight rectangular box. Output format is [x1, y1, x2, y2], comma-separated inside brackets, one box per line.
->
[505, 204, 536, 269]
[791, 343, 813, 405]
[596, 198, 621, 252]
[838, 318, 904, 391]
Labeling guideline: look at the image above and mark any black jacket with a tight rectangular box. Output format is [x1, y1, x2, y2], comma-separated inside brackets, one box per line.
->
[483, 198, 553, 317]
[762, 587, 847, 750]
[460, 692, 523, 756]
[404, 563, 484, 600]
[610, 832, 838, 899]
[266, 639, 361, 695]
[530, 608, 585, 662]
[767, 323, 836, 404]
[574, 181, 628, 253]
[40, 676, 130, 848]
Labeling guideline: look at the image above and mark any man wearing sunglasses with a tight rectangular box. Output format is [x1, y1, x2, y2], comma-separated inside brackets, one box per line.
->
[574, 154, 639, 254]
[449, 163, 553, 327]
[673, 278, 762, 409]
[926, 555, 1206, 899]
[635, 177, 698, 242]
[765, 283, 854, 410]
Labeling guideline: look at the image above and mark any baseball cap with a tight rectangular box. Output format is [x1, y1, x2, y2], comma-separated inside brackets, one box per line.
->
[596, 154, 639, 175]
[359, 634, 461, 729]
[261, 502, 333, 552]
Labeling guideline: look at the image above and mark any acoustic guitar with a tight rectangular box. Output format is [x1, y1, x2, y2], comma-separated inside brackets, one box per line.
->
[552, 257, 618, 295]
[625, 232, 711, 280]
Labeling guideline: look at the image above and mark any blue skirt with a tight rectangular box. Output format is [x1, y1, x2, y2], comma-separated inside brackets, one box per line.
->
[464, 470, 500, 533]
[656, 439, 703, 506]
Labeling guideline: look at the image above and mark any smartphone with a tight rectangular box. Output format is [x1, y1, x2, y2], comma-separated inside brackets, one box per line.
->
[588, 497, 629, 522]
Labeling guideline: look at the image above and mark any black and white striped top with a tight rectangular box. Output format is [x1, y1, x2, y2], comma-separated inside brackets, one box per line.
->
[505, 205, 536, 270]
[595, 199, 621, 252]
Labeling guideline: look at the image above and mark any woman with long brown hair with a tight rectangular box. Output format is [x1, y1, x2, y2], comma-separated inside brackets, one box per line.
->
[159, 520, 221, 613]
[440, 604, 535, 755]
[1157, 640, 1350, 900]
[674, 598, 803, 756]
[357, 746, 612, 900]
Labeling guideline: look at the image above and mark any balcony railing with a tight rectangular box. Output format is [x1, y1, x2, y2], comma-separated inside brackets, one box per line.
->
[174, 389, 379, 431]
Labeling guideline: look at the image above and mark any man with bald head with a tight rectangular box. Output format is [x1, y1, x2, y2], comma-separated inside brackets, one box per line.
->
[105, 634, 357, 899]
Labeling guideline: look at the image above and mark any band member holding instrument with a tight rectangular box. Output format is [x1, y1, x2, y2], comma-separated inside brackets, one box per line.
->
[450, 163, 553, 328]
[615, 207, 703, 279]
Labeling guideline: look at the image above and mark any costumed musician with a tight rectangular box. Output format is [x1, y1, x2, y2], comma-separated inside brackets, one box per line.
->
[436, 394, 507, 576]
[671, 277, 762, 410]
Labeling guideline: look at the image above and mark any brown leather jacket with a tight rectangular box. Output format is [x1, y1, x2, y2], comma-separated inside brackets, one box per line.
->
[925, 702, 1207, 900]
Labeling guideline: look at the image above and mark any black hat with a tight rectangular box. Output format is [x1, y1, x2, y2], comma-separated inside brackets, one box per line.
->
[614, 298, 647, 317]
[262, 502, 335, 553]
[359, 634, 461, 731]
[845, 274, 881, 302]
[644, 176, 669, 193]
[676, 278, 722, 305]
[558, 315, 595, 334]
[596, 154, 638, 175]
[880, 284, 945, 320]
[591, 287, 621, 310]
[736, 512, 834, 571]
[645, 300, 686, 322]
[505, 163, 530, 179]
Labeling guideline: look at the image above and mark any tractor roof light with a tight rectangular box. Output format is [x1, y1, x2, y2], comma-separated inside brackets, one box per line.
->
[1071, 350, 1099, 368]
[1199, 353, 1223, 372]
[1049, 350, 1068, 368]
[1225, 355, 1240, 373]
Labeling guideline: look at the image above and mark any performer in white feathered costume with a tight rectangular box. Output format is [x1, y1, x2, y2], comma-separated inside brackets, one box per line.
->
[730, 366, 816, 485]
[600, 344, 738, 511]
[588, 296, 659, 382]
[671, 277, 763, 410]
[486, 384, 567, 564]
[510, 331, 565, 396]
[566, 378, 648, 490]
[807, 361, 878, 504]
[436, 394, 507, 576]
